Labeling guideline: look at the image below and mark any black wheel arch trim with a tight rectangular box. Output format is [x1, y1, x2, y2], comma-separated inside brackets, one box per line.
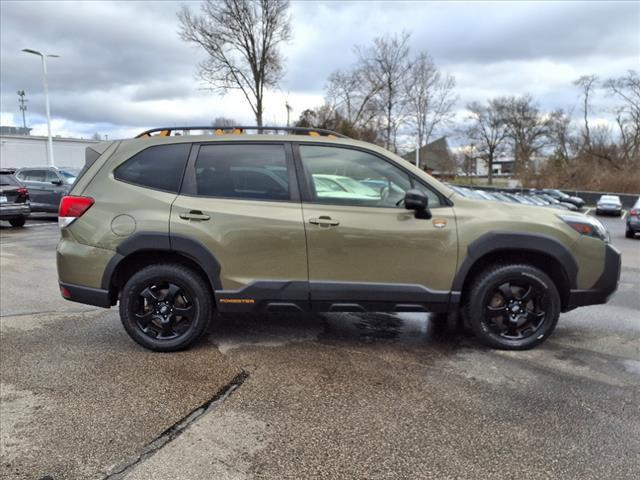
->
[101, 232, 223, 293]
[451, 232, 579, 295]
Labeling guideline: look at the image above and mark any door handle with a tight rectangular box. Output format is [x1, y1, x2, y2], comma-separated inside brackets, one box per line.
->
[179, 210, 210, 221]
[309, 216, 339, 227]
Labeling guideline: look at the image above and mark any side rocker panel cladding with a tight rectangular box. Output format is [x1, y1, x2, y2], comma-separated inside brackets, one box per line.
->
[451, 232, 579, 294]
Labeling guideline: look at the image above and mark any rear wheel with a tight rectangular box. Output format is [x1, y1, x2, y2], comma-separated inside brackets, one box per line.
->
[119, 264, 212, 352]
[465, 264, 560, 350]
[627, 228, 635, 238]
[9, 217, 26, 227]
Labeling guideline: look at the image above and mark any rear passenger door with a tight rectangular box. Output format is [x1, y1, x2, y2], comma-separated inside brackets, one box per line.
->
[171, 142, 309, 312]
[16, 169, 49, 210]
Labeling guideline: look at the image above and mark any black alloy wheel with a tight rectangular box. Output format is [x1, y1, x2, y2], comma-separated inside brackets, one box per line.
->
[466, 264, 561, 350]
[484, 281, 547, 340]
[119, 264, 212, 352]
[134, 282, 195, 340]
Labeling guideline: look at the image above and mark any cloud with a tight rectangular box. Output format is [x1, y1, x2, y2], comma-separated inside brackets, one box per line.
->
[0, 0, 638, 140]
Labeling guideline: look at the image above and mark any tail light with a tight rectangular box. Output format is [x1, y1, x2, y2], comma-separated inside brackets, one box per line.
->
[630, 209, 639, 217]
[58, 195, 94, 228]
[16, 187, 29, 200]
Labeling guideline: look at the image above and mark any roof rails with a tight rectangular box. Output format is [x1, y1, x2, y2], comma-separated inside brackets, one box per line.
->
[135, 126, 348, 139]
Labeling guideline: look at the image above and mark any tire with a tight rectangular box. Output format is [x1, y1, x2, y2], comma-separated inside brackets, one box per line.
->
[626, 228, 634, 239]
[464, 264, 561, 350]
[119, 263, 212, 352]
[595, 209, 601, 216]
[9, 217, 26, 227]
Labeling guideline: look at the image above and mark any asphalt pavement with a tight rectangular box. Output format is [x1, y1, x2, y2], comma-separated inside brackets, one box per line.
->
[0, 214, 638, 479]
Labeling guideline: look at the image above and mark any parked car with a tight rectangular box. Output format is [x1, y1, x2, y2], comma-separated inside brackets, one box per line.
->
[15, 166, 79, 213]
[57, 125, 620, 353]
[625, 197, 639, 238]
[0, 169, 30, 227]
[596, 195, 623, 216]
[541, 189, 585, 209]
[535, 192, 578, 211]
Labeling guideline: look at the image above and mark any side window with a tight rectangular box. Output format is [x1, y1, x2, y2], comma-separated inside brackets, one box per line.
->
[411, 183, 443, 209]
[300, 145, 441, 208]
[114, 144, 191, 193]
[45, 170, 59, 182]
[20, 169, 47, 182]
[194, 144, 290, 201]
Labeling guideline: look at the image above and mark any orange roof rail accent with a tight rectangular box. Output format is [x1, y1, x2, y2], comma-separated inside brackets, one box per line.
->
[232, 128, 243, 134]
[158, 130, 170, 137]
[215, 129, 224, 135]
[308, 131, 320, 136]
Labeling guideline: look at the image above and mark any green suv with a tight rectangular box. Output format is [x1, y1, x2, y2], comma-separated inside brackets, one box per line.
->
[56, 127, 621, 352]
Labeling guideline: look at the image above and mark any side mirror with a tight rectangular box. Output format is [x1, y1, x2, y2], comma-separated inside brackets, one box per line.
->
[51, 179, 63, 186]
[404, 189, 432, 219]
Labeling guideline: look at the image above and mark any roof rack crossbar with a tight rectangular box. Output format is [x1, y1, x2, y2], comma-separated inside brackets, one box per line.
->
[135, 126, 348, 139]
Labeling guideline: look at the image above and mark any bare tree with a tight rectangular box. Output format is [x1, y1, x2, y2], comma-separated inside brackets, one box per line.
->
[547, 108, 574, 166]
[465, 100, 509, 185]
[357, 32, 411, 152]
[497, 95, 554, 174]
[178, 0, 292, 127]
[573, 74, 598, 149]
[326, 68, 381, 128]
[604, 70, 640, 164]
[404, 52, 456, 147]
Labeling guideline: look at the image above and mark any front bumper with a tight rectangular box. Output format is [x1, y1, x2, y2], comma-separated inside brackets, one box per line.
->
[566, 243, 621, 310]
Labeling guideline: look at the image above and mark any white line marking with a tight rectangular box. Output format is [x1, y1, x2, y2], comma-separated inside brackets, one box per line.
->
[621, 210, 628, 220]
[585, 208, 592, 215]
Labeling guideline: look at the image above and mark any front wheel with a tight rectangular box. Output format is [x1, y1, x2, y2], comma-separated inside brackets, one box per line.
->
[626, 228, 635, 239]
[119, 264, 212, 352]
[465, 264, 560, 350]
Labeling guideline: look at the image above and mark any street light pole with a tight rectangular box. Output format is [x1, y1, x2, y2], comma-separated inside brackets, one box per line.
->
[22, 48, 59, 167]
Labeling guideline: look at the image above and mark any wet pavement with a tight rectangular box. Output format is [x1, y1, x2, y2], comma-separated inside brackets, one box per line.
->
[0, 215, 638, 479]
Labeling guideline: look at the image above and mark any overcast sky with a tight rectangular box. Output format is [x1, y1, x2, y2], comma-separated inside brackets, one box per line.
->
[0, 0, 638, 142]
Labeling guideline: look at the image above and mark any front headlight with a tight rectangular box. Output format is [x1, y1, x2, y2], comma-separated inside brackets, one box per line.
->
[558, 214, 609, 242]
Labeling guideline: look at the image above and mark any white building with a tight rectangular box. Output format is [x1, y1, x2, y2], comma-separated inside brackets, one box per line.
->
[0, 134, 100, 169]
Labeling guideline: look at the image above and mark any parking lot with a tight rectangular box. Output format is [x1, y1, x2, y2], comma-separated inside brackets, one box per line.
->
[1, 214, 639, 479]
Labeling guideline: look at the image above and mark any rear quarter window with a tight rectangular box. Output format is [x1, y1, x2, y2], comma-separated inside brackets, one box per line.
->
[114, 144, 191, 193]
[0, 173, 20, 186]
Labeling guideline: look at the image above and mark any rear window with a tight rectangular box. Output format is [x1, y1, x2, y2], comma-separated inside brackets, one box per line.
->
[194, 144, 290, 201]
[114, 144, 191, 193]
[0, 173, 20, 186]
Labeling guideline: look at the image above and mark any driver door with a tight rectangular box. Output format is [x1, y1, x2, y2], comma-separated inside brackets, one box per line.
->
[297, 144, 458, 312]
